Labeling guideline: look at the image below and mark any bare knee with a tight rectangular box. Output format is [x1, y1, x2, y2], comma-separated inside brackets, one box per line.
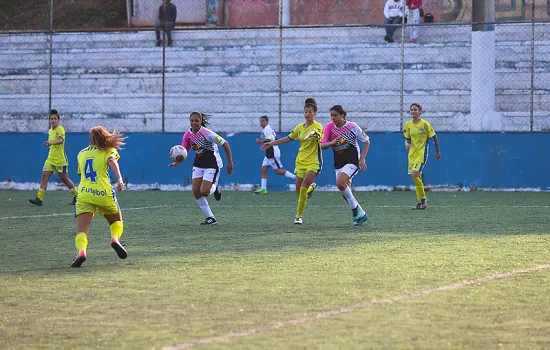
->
[336, 181, 347, 191]
[274, 169, 285, 176]
[200, 190, 210, 197]
[193, 190, 202, 199]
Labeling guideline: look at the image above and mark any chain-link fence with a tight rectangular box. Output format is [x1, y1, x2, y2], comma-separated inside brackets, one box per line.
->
[1, 1, 549, 133]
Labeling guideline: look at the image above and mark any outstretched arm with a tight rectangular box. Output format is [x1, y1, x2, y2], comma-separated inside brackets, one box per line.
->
[260, 136, 292, 151]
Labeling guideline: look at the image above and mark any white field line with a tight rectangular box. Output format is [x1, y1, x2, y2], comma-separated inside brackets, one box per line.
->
[164, 264, 550, 350]
[0, 204, 175, 220]
[3, 203, 550, 221]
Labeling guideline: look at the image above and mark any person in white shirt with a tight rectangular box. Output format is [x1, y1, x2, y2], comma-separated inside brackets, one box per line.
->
[254, 116, 296, 194]
[383, 0, 405, 43]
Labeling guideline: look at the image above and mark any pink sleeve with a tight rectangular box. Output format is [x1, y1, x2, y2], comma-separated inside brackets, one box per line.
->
[321, 123, 333, 143]
[181, 131, 191, 151]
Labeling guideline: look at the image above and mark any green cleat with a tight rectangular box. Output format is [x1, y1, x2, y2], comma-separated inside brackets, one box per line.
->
[353, 213, 369, 226]
[254, 189, 268, 194]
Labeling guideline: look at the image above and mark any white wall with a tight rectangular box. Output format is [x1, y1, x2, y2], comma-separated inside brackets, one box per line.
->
[0, 24, 549, 133]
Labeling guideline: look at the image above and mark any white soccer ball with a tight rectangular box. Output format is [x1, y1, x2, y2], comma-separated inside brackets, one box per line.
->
[170, 145, 187, 162]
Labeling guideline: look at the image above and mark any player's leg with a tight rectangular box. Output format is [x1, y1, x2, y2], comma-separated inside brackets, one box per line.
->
[71, 211, 93, 267]
[255, 164, 269, 194]
[295, 170, 317, 223]
[193, 168, 216, 224]
[58, 169, 78, 204]
[104, 209, 127, 259]
[273, 157, 296, 181]
[336, 166, 366, 223]
[30, 169, 53, 206]
[208, 168, 222, 201]
[411, 166, 427, 209]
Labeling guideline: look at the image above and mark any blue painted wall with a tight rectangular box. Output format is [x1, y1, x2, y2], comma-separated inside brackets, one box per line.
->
[1, 133, 549, 189]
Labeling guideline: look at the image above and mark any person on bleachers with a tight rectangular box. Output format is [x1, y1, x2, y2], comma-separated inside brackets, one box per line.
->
[383, 0, 406, 43]
[155, 0, 177, 47]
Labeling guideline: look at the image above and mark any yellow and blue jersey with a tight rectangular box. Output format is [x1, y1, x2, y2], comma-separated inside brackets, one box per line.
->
[403, 119, 436, 165]
[46, 126, 68, 166]
[288, 121, 324, 170]
[77, 146, 120, 198]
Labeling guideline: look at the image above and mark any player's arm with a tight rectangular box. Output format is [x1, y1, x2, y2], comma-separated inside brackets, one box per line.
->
[359, 139, 370, 171]
[107, 156, 125, 191]
[433, 135, 441, 159]
[222, 142, 233, 174]
[44, 137, 64, 146]
[260, 136, 291, 151]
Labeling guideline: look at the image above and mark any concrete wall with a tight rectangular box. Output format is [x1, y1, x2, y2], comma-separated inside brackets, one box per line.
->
[1, 132, 549, 189]
[1, 24, 550, 133]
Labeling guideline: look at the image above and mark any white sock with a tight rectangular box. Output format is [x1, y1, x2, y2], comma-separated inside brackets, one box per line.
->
[284, 171, 296, 180]
[209, 184, 217, 196]
[196, 196, 214, 218]
[261, 178, 267, 190]
[341, 187, 359, 210]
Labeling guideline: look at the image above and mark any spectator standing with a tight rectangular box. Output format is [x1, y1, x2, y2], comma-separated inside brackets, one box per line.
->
[406, 0, 423, 42]
[155, 0, 177, 47]
[383, 0, 405, 43]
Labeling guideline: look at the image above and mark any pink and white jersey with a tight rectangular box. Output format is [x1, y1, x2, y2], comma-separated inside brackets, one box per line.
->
[181, 126, 226, 169]
[321, 121, 369, 169]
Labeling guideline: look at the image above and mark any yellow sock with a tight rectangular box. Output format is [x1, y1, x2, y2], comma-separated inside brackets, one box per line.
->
[75, 232, 88, 251]
[307, 184, 314, 194]
[110, 221, 124, 240]
[71, 188, 78, 197]
[296, 187, 308, 217]
[413, 177, 426, 202]
[37, 188, 45, 199]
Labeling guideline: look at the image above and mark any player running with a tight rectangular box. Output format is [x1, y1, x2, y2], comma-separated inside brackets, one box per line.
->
[254, 115, 296, 194]
[71, 126, 127, 267]
[320, 105, 370, 226]
[261, 98, 321, 224]
[169, 112, 233, 225]
[29, 109, 79, 206]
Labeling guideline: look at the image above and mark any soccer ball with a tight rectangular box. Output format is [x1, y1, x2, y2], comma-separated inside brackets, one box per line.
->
[170, 145, 187, 162]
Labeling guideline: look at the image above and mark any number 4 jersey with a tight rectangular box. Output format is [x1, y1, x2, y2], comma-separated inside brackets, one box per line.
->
[77, 146, 120, 198]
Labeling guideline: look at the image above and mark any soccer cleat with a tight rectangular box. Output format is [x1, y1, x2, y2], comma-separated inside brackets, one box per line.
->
[70, 197, 77, 205]
[307, 183, 317, 199]
[413, 202, 422, 210]
[71, 250, 87, 267]
[353, 212, 369, 226]
[110, 237, 128, 259]
[29, 198, 43, 206]
[352, 205, 361, 222]
[294, 216, 303, 224]
[201, 217, 218, 225]
[254, 189, 268, 194]
[213, 187, 222, 201]
[419, 198, 428, 210]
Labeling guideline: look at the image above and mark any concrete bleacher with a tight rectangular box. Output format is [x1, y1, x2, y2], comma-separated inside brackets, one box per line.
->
[0, 23, 549, 133]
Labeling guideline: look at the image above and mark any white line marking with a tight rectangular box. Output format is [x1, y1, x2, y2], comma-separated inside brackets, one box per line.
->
[0, 204, 176, 220]
[3, 203, 550, 220]
[163, 264, 550, 349]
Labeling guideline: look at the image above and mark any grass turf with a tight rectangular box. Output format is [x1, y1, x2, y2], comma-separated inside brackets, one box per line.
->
[1, 190, 549, 349]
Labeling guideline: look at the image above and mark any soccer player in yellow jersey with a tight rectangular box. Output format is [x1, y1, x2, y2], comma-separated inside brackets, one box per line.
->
[71, 126, 127, 267]
[29, 110, 78, 206]
[403, 103, 441, 209]
[261, 98, 322, 224]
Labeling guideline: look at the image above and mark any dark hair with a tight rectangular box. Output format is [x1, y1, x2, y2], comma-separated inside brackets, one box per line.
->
[260, 115, 269, 122]
[304, 97, 317, 112]
[190, 111, 210, 127]
[410, 103, 422, 111]
[49, 109, 59, 118]
[330, 105, 347, 119]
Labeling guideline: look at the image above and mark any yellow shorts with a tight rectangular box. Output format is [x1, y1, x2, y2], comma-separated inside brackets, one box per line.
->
[75, 194, 120, 217]
[294, 166, 321, 179]
[43, 162, 68, 173]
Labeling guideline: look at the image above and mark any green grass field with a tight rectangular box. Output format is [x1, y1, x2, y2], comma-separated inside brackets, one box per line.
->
[1, 190, 549, 349]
